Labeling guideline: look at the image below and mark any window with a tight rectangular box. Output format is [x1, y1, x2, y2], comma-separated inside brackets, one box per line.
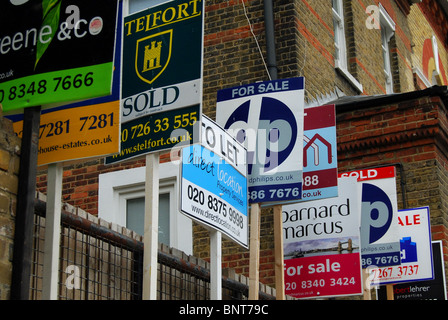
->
[332, 0, 363, 93]
[125, 0, 169, 14]
[98, 162, 193, 255]
[379, 4, 395, 94]
[332, 0, 347, 70]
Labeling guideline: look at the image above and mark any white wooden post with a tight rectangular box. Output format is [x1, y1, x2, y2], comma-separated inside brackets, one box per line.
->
[210, 230, 222, 300]
[42, 163, 63, 300]
[143, 152, 159, 300]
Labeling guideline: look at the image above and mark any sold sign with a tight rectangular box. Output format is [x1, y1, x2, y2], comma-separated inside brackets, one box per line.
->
[339, 166, 401, 268]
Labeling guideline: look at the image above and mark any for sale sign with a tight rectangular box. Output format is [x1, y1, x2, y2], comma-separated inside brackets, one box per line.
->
[368, 207, 433, 286]
[282, 177, 363, 299]
[216, 77, 304, 204]
[339, 166, 401, 268]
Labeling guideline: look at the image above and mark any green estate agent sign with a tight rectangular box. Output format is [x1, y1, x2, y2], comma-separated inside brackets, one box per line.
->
[106, 0, 204, 164]
[0, 0, 119, 112]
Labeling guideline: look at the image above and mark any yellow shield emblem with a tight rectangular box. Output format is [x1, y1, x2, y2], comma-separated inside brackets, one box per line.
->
[135, 30, 173, 85]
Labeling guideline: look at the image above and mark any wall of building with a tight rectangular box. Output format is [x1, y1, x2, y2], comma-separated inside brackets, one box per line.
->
[336, 91, 448, 268]
[0, 106, 21, 299]
[409, 2, 448, 88]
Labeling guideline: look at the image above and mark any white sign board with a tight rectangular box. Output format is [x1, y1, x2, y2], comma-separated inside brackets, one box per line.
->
[180, 143, 248, 248]
[201, 115, 246, 175]
[339, 166, 401, 268]
[368, 207, 433, 286]
[282, 177, 363, 299]
[216, 78, 305, 203]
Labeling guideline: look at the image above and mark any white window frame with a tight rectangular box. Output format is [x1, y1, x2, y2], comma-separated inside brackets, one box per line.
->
[332, 0, 363, 93]
[379, 4, 396, 94]
[333, 0, 347, 70]
[98, 161, 193, 255]
[124, 0, 171, 15]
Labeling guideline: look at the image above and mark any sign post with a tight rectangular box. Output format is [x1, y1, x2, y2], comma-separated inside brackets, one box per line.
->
[10, 106, 41, 300]
[143, 152, 159, 300]
[42, 163, 63, 299]
[248, 203, 261, 300]
[216, 77, 305, 300]
[273, 205, 285, 299]
[210, 230, 222, 300]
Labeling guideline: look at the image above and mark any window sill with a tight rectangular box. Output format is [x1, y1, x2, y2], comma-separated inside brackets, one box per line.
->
[335, 63, 363, 93]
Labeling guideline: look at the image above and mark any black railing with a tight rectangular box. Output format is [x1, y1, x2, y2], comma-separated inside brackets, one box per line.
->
[30, 199, 275, 300]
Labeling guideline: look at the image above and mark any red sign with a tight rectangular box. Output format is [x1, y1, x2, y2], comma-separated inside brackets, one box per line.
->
[285, 254, 362, 299]
[338, 166, 395, 181]
[301, 105, 338, 201]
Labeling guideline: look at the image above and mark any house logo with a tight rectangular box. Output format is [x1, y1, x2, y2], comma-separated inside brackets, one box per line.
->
[135, 29, 172, 85]
[303, 133, 332, 167]
[400, 237, 417, 263]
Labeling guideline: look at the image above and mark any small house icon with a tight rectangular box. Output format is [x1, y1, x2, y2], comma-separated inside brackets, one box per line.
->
[143, 41, 162, 72]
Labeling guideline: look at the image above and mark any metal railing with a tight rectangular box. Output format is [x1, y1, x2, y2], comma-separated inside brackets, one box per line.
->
[29, 198, 276, 300]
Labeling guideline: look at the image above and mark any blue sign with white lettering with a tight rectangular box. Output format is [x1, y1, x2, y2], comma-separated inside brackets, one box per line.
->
[180, 144, 248, 248]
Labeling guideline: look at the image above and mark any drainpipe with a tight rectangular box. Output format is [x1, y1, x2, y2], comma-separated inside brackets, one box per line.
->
[263, 0, 278, 80]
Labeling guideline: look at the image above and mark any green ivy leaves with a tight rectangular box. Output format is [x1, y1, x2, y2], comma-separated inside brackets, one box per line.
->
[35, 0, 62, 69]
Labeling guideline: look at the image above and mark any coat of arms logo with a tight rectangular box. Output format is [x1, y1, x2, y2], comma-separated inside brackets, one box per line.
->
[135, 30, 172, 85]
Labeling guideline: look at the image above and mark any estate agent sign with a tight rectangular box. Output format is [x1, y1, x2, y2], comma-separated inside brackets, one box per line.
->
[106, 0, 204, 164]
[0, 0, 120, 111]
[216, 77, 305, 204]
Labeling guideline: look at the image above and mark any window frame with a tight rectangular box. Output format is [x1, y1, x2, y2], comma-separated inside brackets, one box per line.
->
[98, 161, 193, 255]
[379, 4, 396, 94]
[332, 0, 363, 93]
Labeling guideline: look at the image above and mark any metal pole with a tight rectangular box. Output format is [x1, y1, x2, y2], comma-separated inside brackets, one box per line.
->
[10, 106, 41, 300]
[263, 0, 278, 80]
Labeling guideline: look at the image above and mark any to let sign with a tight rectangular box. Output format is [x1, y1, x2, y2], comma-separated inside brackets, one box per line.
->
[180, 144, 248, 248]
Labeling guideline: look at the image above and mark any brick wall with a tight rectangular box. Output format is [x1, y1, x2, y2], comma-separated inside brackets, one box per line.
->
[336, 91, 448, 269]
[0, 106, 21, 299]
